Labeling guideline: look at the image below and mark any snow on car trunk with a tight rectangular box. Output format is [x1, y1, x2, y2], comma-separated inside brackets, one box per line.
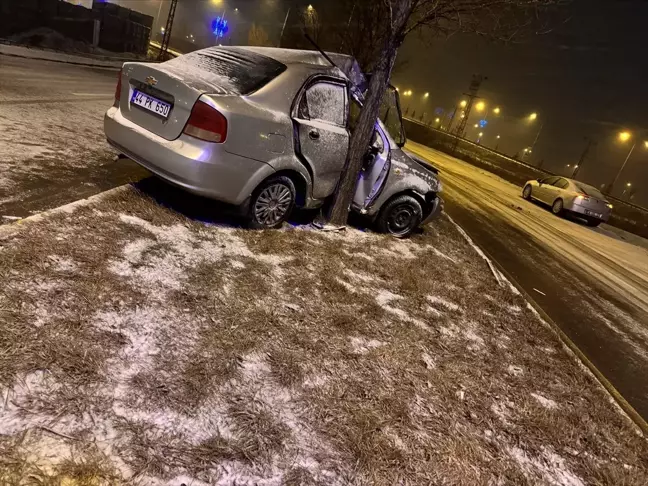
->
[119, 48, 287, 141]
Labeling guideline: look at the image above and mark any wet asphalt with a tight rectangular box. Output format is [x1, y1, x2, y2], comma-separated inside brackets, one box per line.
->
[410, 143, 648, 422]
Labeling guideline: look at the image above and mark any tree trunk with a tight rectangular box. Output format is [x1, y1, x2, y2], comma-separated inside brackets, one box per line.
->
[326, 1, 412, 227]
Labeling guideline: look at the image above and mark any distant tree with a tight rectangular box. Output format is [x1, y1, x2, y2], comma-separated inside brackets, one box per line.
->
[326, 0, 569, 227]
[248, 23, 272, 47]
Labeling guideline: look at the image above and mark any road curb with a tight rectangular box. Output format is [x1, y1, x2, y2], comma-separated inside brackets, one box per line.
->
[0, 185, 131, 237]
[0, 44, 124, 69]
[450, 216, 648, 436]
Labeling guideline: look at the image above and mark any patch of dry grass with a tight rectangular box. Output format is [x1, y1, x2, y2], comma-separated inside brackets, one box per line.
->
[0, 186, 647, 485]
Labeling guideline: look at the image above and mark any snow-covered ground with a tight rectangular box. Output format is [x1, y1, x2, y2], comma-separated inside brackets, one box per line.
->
[0, 186, 647, 484]
[0, 54, 117, 201]
[408, 142, 648, 341]
[408, 141, 648, 418]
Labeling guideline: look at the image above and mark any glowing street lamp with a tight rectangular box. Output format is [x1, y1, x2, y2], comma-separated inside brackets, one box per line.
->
[475, 101, 486, 112]
[619, 131, 631, 142]
[435, 117, 440, 123]
[609, 131, 647, 194]
[529, 112, 538, 121]
[424, 92, 429, 98]
[493, 107, 501, 115]
[459, 100, 467, 108]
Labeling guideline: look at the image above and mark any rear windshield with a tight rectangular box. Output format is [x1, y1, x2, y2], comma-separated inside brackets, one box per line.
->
[575, 183, 606, 200]
[164, 47, 286, 95]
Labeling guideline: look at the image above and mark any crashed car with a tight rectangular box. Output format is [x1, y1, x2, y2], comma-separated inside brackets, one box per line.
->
[104, 46, 442, 237]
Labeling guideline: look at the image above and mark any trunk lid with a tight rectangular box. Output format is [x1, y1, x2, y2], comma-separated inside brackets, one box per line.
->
[119, 62, 202, 140]
[118, 47, 287, 141]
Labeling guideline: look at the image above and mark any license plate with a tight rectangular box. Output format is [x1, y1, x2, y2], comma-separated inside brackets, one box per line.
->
[586, 210, 602, 218]
[131, 89, 171, 118]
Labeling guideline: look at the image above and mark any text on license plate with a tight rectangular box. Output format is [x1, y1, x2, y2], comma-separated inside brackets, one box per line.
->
[131, 90, 171, 118]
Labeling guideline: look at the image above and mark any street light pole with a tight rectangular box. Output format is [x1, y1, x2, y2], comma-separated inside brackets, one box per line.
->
[278, 8, 291, 47]
[156, 1, 164, 32]
[529, 121, 544, 158]
[609, 141, 636, 195]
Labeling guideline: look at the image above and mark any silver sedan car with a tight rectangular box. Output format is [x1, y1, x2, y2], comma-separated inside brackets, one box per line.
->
[522, 176, 613, 226]
[104, 46, 442, 237]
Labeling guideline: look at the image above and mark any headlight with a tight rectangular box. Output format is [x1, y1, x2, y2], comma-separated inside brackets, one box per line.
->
[607, 203, 613, 209]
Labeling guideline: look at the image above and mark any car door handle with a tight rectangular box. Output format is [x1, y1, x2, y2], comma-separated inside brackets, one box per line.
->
[309, 129, 320, 140]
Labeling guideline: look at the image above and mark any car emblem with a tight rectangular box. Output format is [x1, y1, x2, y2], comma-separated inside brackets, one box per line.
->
[145, 76, 158, 86]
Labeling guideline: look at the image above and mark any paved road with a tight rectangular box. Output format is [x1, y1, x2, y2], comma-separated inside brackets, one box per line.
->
[408, 142, 648, 420]
[0, 54, 146, 220]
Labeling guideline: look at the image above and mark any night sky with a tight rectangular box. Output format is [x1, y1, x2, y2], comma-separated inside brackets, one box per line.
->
[82, 0, 647, 204]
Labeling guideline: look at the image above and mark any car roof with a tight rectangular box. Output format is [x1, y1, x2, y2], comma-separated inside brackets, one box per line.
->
[236, 46, 354, 68]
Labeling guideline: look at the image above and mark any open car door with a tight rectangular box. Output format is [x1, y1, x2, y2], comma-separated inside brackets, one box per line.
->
[353, 85, 404, 210]
[353, 123, 391, 209]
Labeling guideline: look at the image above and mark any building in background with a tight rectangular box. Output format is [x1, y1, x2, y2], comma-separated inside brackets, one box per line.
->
[0, 0, 153, 54]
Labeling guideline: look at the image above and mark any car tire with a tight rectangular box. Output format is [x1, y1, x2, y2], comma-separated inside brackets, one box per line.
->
[586, 218, 601, 227]
[248, 176, 296, 229]
[376, 194, 423, 239]
[522, 184, 532, 200]
[551, 198, 564, 216]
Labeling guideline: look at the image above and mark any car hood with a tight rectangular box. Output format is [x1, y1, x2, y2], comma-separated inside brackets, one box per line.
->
[395, 149, 442, 193]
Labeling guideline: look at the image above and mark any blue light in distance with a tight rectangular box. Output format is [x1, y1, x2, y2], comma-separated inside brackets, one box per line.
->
[479, 119, 488, 128]
[212, 17, 229, 38]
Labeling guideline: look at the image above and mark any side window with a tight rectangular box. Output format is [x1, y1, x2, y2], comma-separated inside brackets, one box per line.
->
[300, 81, 347, 127]
[541, 176, 559, 185]
[555, 178, 570, 189]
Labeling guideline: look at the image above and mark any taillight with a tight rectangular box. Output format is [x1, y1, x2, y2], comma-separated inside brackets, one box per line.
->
[576, 193, 590, 201]
[183, 101, 228, 143]
[115, 68, 123, 102]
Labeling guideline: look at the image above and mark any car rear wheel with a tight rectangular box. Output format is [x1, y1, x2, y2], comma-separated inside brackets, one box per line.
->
[551, 198, 564, 216]
[377, 195, 423, 239]
[248, 176, 296, 229]
[522, 184, 532, 200]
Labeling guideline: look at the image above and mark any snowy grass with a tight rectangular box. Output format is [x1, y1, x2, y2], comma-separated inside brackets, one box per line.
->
[0, 186, 647, 485]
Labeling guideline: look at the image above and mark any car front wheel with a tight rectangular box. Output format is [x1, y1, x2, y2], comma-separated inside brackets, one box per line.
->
[377, 195, 423, 239]
[248, 176, 296, 229]
[552, 198, 564, 216]
[522, 184, 532, 200]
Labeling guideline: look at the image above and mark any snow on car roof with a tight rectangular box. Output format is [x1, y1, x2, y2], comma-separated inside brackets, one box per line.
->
[235, 46, 354, 68]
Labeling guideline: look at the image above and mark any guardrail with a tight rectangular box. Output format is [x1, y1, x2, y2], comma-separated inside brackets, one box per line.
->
[404, 117, 648, 239]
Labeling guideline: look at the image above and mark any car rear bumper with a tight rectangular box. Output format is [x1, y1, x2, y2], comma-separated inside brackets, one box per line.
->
[567, 201, 611, 222]
[104, 107, 273, 205]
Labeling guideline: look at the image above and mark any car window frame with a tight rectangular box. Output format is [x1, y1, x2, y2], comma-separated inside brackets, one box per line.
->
[541, 176, 560, 185]
[554, 178, 570, 189]
[293, 75, 349, 129]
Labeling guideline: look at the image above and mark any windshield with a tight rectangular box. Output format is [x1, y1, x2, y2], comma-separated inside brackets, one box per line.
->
[575, 183, 606, 200]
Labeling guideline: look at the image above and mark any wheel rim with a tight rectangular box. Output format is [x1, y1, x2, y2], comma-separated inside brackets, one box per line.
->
[523, 186, 531, 198]
[386, 204, 418, 236]
[254, 183, 292, 226]
[553, 200, 563, 213]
